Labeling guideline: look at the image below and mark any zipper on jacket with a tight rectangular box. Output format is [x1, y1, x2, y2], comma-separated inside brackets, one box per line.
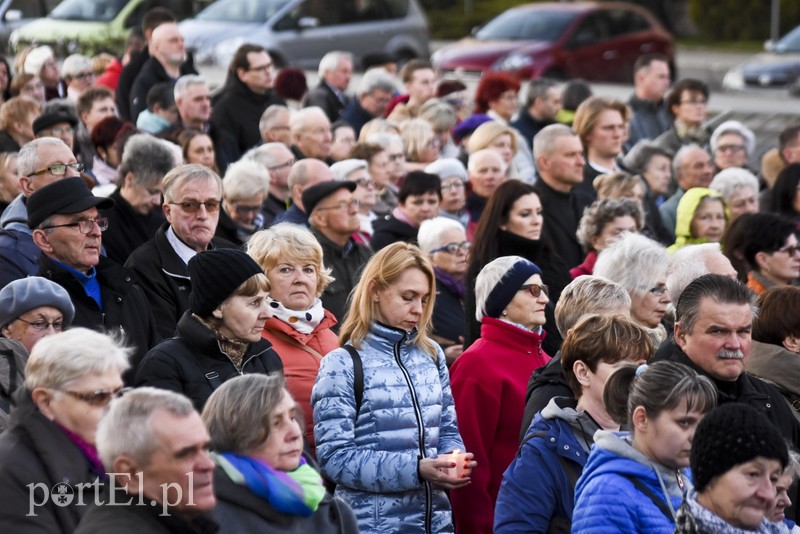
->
[392, 337, 433, 534]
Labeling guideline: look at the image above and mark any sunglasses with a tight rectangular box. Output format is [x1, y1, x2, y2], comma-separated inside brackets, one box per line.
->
[169, 200, 221, 213]
[519, 283, 549, 298]
[62, 386, 131, 407]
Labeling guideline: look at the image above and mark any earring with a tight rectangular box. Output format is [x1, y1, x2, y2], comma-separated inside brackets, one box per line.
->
[213, 311, 223, 319]
[502, 310, 508, 317]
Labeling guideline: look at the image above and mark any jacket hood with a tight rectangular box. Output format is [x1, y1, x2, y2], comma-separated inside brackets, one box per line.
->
[668, 187, 728, 253]
[747, 339, 800, 397]
[581, 430, 688, 500]
[0, 194, 30, 233]
[541, 395, 581, 423]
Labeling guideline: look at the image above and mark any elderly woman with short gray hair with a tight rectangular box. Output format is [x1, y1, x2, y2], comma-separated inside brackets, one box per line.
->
[572, 198, 643, 278]
[202, 374, 359, 533]
[426, 158, 468, 226]
[419, 216, 469, 364]
[218, 159, 270, 246]
[449, 255, 552, 532]
[331, 158, 376, 245]
[0, 328, 130, 532]
[710, 119, 756, 173]
[709, 167, 760, 223]
[593, 232, 672, 345]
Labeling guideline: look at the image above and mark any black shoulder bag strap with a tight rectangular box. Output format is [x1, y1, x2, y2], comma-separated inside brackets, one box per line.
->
[205, 371, 223, 390]
[622, 474, 674, 521]
[342, 345, 364, 416]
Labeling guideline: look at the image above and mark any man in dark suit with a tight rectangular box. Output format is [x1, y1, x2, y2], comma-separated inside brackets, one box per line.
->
[304, 51, 353, 123]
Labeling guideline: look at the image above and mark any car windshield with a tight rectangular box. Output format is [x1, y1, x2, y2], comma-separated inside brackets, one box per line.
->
[196, 0, 291, 23]
[774, 25, 800, 53]
[50, 0, 129, 21]
[475, 9, 577, 42]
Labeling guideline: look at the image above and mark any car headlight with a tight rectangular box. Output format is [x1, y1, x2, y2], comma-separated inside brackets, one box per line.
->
[722, 68, 744, 91]
[493, 54, 533, 72]
[212, 37, 247, 68]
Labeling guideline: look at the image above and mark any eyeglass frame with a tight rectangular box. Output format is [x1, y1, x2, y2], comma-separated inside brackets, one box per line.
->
[774, 245, 800, 256]
[41, 217, 109, 234]
[27, 162, 84, 177]
[168, 199, 222, 213]
[267, 158, 295, 172]
[15, 317, 64, 331]
[519, 283, 549, 298]
[431, 241, 471, 254]
[61, 385, 131, 407]
[648, 284, 669, 297]
[316, 198, 360, 212]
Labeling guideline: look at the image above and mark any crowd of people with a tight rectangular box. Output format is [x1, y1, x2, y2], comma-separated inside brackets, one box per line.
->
[0, 5, 799, 534]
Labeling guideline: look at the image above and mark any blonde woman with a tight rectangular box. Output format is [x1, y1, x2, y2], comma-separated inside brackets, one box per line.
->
[312, 242, 475, 533]
[400, 117, 441, 171]
[467, 120, 534, 182]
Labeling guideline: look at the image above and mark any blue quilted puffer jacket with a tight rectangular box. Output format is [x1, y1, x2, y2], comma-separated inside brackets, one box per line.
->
[571, 430, 690, 534]
[312, 322, 465, 534]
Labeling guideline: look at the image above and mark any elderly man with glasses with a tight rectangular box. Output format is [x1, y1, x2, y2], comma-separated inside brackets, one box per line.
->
[125, 164, 237, 339]
[0, 138, 86, 287]
[27, 176, 159, 381]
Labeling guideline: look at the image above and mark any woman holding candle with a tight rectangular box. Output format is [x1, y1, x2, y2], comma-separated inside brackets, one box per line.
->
[311, 242, 474, 533]
[449, 255, 551, 534]
[571, 361, 718, 533]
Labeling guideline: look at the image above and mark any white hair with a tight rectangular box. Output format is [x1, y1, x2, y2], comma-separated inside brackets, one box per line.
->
[417, 216, 465, 255]
[666, 243, 723, 305]
[318, 51, 352, 79]
[709, 167, 759, 203]
[61, 54, 91, 79]
[96, 387, 195, 469]
[173, 74, 207, 101]
[467, 148, 507, 174]
[475, 255, 526, 322]
[223, 159, 270, 201]
[710, 120, 755, 156]
[25, 328, 131, 391]
[330, 159, 368, 182]
[18, 138, 70, 179]
[672, 143, 704, 176]
[290, 107, 329, 137]
[593, 233, 668, 293]
[258, 105, 289, 139]
[357, 67, 398, 96]
[244, 142, 291, 169]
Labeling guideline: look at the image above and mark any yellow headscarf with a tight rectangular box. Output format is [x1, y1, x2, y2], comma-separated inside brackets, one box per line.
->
[667, 187, 728, 254]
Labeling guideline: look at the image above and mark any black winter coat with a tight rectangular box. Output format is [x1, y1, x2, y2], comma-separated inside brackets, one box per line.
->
[370, 214, 417, 252]
[0, 389, 104, 533]
[432, 276, 465, 347]
[37, 255, 160, 380]
[100, 187, 165, 265]
[520, 352, 572, 441]
[129, 57, 176, 122]
[211, 465, 359, 534]
[125, 224, 236, 339]
[305, 81, 348, 123]
[211, 76, 284, 154]
[135, 311, 284, 411]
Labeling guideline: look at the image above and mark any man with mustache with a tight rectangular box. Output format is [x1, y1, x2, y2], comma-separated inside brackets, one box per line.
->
[656, 273, 800, 447]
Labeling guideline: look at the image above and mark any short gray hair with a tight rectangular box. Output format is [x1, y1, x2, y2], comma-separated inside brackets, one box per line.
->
[420, 99, 458, 132]
[672, 143, 703, 177]
[162, 163, 222, 202]
[18, 138, 70, 179]
[525, 77, 558, 107]
[96, 387, 195, 468]
[244, 142, 291, 169]
[223, 159, 269, 201]
[555, 276, 631, 336]
[290, 107, 328, 137]
[576, 198, 643, 251]
[467, 148, 507, 174]
[357, 67, 396, 96]
[709, 167, 759, 204]
[475, 255, 525, 322]
[666, 243, 723, 304]
[25, 328, 131, 391]
[330, 158, 368, 182]
[366, 132, 403, 152]
[173, 74, 207, 101]
[62, 54, 91, 79]
[118, 133, 176, 187]
[533, 123, 576, 161]
[417, 216, 465, 255]
[710, 120, 755, 156]
[318, 51, 352, 79]
[593, 233, 668, 294]
[258, 105, 289, 139]
[622, 140, 671, 174]
[202, 374, 289, 455]
[287, 158, 324, 190]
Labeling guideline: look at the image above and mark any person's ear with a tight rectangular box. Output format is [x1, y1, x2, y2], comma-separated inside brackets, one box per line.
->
[111, 455, 143, 493]
[18, 175, 34, 196]
[212, 305, 224, 320]
[783, 335, 800, 354]
[32, 228, 54, 254]
[753, 251, 770, 272]
[674, 321, 688, 350]
[631, 405, 649, 433]
[573, 360, 591, 389]
[31, 387, 56, 419]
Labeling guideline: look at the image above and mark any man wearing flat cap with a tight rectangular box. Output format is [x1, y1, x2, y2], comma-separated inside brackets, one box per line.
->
[0, 138, 81, 287]
[304, 180, 372, 325]
[28, 176, 160, 379]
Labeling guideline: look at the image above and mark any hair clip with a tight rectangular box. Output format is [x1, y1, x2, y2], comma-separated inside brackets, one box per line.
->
[635, 363, 649, 377]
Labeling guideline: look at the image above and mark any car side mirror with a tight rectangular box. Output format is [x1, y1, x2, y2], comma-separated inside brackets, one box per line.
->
[4, 9, 21, 22]
[298, 17, 319, 30]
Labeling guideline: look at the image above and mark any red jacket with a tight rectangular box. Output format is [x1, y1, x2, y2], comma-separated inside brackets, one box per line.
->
[262, 311, 338, 449]
[449, 317, 550, 534]
[569, 250, 598, 279]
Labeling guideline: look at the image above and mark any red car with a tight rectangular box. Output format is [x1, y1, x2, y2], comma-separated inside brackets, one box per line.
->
[431, 2, 674, 82]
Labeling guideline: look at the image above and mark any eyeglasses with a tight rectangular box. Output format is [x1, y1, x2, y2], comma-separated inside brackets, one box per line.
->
[268, 159, 295, 172]
[62, 386, 131, 407]
[168, 200, 221, 213]
[316, 198, 360, 212]
[519, 283, 549, 298]
[441, 181, 465, 191]
[776, 245, 800, 256]
[27, 162, 84, 177]
[74, 71, 95, 80]
[43, 126, 74, 136]
[680, 99, 708, 105]
[16, 317, 64, 331]
[354, 177, 376, 189]
[232, 203, 262, 215]
[249, 63, 273, 73]
[431, 241, 470, 254]
[42, 217, 108, 234]
[649, 284, 668, 296]
[717, 144, 745, 153]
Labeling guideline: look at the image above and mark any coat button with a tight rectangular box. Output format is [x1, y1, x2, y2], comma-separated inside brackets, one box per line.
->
[576, 451, 581, 456]
[563, 445, 570, 450]
[549, 437, 555, 442]
[116, 297, 122, 303]
[766, 403, 772, 408]
[125, 276, 131, 282]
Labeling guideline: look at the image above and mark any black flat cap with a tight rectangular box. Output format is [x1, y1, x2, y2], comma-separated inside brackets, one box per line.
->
[33, 113, 78, 136]
[302, 181, 357, 216]
[28, 176, 114, 229]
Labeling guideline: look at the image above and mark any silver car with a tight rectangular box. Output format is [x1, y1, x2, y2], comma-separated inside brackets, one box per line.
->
[180, 0, 430, 69]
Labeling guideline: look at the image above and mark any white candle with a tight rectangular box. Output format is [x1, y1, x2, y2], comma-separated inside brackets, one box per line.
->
[439, 449, 469, 478]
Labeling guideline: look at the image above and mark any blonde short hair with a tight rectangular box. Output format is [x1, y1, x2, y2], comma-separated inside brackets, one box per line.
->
[466, 121, 518, 155]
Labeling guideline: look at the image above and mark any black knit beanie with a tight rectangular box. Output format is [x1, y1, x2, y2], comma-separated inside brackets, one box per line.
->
[691, 403, 788, 493]
[188, 249, 264, 317]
